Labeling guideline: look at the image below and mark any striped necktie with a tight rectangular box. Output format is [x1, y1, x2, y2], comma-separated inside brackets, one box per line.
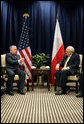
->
[64, 56, 71, 68]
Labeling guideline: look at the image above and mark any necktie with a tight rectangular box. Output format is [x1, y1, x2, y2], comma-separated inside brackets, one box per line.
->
[64, 56, 71, 68]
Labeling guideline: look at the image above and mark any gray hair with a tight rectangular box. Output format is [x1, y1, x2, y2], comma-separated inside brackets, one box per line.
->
[66, 46, 75, 53]
[9, 45, 17, 51]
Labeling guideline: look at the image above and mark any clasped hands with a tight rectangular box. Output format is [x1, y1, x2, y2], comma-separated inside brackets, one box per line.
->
[19, 58, 24, 65]
[56, 64, 69, 70]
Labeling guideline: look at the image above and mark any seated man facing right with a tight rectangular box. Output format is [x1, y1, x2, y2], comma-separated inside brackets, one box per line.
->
[55, 46, 80, 95]
[6, 45, 26, 96]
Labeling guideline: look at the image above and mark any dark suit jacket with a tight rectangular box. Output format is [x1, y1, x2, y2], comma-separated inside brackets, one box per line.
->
[6, 53, 20, 70]
[59, 52, 80, 75]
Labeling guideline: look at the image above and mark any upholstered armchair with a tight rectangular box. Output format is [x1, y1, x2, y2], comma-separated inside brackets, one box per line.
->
[66, 54, 83, 93]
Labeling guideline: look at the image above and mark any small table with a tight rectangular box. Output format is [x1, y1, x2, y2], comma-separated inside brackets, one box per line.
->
[31, 68, 50, 91]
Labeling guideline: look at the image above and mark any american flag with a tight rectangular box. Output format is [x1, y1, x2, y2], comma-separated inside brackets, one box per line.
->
[18, 19, 32, 81]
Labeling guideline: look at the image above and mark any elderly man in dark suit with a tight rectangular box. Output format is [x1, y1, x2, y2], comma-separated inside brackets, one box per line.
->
[55, 46, 80, 95]
[6, 45, 26, 95]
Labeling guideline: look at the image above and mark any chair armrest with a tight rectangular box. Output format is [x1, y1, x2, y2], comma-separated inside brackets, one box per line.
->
[1, 67, 6, 74]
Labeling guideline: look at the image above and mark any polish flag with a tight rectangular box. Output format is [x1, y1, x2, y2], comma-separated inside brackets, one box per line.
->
[51, 18, 65, 84]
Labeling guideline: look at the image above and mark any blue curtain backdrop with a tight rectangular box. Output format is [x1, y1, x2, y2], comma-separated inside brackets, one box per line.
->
[1, 1, 83, 61]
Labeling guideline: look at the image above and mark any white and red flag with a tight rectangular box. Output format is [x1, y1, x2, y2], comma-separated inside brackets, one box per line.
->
[51, 18, 65, 85]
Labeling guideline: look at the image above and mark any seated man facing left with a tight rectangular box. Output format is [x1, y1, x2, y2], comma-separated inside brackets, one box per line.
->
[6, 45, 26, 96]
[55, 46, 80, 95]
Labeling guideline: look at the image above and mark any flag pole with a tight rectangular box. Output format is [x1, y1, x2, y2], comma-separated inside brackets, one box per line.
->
[56, 13, 58, 19]
[56, 13, 58, 22]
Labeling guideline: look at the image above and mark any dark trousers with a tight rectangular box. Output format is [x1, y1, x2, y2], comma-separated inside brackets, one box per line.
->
[55, 70, 71, 92]
[6, 68, 26, 91]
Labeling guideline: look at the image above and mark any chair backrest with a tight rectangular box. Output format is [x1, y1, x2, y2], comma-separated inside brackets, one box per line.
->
[1, 54, 6, 67]
[79, 54, 83, 73]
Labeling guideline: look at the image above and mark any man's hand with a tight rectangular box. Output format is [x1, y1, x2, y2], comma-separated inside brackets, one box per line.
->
[56, 64, 60, 70]
[19, 58, 24, 65]
[21, 62, 24, 65]
[62, 67, 69, 70]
